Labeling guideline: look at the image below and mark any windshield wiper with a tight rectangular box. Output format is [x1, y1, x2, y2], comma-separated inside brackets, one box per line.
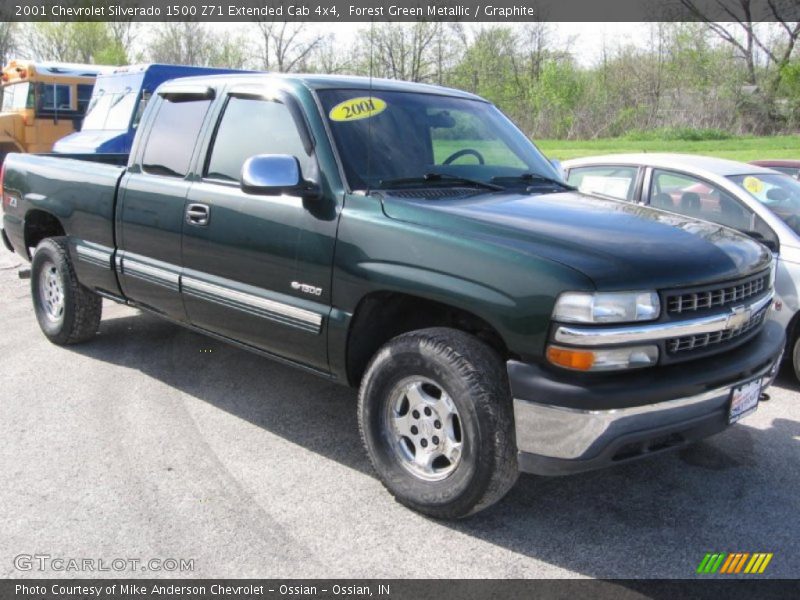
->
[490, 173, 576, 190]
[379, 172, 504, 192]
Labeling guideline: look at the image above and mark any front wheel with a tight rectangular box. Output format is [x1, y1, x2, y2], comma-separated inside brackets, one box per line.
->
[358, 328, 518, 518]
[31, 237, 102, 345]
[792, 334, 800, 382]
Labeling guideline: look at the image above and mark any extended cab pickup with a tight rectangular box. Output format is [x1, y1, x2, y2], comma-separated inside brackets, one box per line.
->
[0, 74, 785, 518]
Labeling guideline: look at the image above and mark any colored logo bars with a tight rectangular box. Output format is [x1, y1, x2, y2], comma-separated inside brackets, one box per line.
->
[697, 552, 773, 574]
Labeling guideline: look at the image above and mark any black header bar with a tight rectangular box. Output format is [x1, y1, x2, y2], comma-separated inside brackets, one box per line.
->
[3, 579, 800, 600]
[2, 0, 799, 22]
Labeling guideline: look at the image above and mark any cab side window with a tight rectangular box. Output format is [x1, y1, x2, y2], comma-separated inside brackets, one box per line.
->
[650, 169, 752, 230]
[141, 97, 212, 178]
[567, 165, 638, 201]
[205, 96, 314, 183]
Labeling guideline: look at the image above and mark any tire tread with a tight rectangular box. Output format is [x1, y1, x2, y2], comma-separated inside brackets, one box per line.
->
[358, 327, 518, 518]
[32, 237, 101, 345]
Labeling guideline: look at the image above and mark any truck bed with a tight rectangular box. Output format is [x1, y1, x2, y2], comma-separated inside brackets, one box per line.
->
[34, 152, 129, 166]
[2, 153, 126, 291]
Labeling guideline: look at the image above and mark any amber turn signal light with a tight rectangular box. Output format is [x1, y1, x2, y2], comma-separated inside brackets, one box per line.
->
[546, 346, 595, 371]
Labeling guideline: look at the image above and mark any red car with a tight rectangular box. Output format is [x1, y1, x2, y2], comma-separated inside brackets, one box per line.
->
[750, 160, 800, 180]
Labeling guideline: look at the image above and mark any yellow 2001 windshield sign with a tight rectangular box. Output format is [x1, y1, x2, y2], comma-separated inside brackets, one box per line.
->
[329, 97, 387, 122]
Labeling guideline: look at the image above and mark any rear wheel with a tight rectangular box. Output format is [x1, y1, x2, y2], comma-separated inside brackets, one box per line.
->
[358, 327, 518, 518]
[31, 237, 101, 345]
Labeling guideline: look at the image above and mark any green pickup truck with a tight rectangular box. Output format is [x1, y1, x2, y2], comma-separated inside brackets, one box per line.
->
[0, 74, 785, 518]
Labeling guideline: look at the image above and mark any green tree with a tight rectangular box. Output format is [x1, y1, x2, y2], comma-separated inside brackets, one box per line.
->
[24, 22, 127, 65]
[147, 23, 250, 68]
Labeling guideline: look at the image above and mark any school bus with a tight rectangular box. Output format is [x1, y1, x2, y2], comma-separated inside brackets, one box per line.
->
[0, 60, 114, 161]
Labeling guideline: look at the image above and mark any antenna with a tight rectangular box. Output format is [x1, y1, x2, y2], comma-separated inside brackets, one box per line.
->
[366, 19, 374, 194]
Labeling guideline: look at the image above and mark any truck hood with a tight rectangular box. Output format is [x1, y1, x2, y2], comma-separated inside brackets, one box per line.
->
[381, 190, 772, 290]
[53, 130, 127, 154]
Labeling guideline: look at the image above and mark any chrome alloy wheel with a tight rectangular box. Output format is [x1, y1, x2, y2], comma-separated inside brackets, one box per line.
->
[385, 377, 463, 481]
[39, 260, 65, 322]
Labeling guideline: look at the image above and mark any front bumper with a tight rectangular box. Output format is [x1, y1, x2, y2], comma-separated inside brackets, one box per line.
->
[510, 320, 785, 475]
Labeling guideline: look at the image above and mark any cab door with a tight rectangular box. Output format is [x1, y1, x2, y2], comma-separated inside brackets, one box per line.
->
[181, 88, 339, 370]
[116, 87, 215, 321]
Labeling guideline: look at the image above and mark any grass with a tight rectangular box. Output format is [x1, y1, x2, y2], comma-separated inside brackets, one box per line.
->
[433, 135, 799, 166]
[433, 139, 526, 166]
[536, 135, 800, 163]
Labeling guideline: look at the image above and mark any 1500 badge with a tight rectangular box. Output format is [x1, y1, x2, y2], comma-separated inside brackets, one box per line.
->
[291, 281, 323, 296]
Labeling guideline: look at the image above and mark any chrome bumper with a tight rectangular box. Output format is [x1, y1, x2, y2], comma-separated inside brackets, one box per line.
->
[513, 354, 781, 471]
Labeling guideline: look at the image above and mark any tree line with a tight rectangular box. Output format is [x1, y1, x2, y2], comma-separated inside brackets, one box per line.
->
[0, 17, 797, 139]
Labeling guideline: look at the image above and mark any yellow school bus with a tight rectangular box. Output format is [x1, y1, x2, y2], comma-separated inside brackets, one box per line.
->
[0, 60, 114, 160]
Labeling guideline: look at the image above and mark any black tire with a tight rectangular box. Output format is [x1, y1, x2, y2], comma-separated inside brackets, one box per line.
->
[792, 334, 800, 383]
[31, 237, 102, 345]
[358, 327, 518, 519]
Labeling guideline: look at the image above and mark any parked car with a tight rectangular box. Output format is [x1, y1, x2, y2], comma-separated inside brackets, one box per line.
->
[53, 64, 250, 155]
[1, 78, 783, 518]
[750, 160, 800, 180]
[563, 153, 800, 380]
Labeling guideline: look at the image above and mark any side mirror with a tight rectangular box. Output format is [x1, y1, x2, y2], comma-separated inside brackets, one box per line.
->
[241, 154, 320, 199]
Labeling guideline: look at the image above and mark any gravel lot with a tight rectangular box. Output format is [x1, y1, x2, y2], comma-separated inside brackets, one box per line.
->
[1, 252, 798, 579]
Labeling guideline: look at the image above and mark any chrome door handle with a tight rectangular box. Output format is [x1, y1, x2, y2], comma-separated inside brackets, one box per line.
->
[186, 203, 210, 226]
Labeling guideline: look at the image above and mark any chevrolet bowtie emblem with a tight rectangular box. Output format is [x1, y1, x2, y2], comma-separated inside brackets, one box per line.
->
[726, 305, 752, 330]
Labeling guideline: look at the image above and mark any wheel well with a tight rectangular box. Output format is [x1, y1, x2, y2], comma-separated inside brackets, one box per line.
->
[345, 291, 511, 387]
[24, 210, 65, 258]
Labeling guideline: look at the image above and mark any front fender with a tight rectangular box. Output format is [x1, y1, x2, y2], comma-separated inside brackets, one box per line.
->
[330, 194, 595, 368]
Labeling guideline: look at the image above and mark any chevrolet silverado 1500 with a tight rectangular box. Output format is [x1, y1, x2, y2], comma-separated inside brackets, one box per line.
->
[0, 74, 785, 518]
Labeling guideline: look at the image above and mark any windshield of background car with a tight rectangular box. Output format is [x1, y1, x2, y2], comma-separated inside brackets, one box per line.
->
[317, 89, 558, 191]
[728, 173, 800, 236]
[82, 88, 137, 130]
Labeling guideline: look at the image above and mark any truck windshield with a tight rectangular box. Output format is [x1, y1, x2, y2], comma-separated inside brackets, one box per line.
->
[1, 82, 33, 111]
[728, 173, 800, 236]
[317, 89, 558, 191]
[82, 88, 137, 130]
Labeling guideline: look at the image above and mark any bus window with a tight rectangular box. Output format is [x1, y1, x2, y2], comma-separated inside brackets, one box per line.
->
[77, 84, 93, 112]
[37, 83, 72, 111]
[1, 82, 33, 111]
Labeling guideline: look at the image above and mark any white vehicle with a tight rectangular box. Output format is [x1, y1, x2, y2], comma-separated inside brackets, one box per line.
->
[563, 153, 800, 380]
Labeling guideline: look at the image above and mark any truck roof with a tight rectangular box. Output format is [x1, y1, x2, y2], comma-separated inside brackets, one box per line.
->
[563, 153, 779, 177]
[162, 72, 485, 101]
[105, 63, 249, 78]
[3, 59, 115, 79]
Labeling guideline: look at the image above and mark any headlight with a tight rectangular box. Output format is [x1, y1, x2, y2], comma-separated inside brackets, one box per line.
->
[546, 344, 659, 371]
[553, 291, 660, 324]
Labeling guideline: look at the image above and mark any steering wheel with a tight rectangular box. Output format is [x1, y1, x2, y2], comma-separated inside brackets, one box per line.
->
[443, 148, 485, 165]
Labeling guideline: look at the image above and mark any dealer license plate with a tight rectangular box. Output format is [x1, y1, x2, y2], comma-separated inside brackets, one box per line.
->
[728, 378, 762, 424]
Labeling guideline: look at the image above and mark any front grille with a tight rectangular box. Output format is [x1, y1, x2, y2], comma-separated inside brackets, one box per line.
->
[666, 272, 769, 315]
[666, 304, 769, 353]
